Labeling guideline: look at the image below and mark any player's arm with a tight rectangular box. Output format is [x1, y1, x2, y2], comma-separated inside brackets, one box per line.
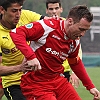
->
[10, 21, 45, 71]
[68, 45, 95, 90]
[10, 21, 44, 61]
[69, 58, 100, 100]
[0, 54, 32, 76]
[0, 56, 22, 76]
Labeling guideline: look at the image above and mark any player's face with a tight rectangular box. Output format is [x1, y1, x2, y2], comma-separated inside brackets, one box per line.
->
[46, 3, 63, 17]
[1, 3, 22, 29]
[65, 18, 91, 40]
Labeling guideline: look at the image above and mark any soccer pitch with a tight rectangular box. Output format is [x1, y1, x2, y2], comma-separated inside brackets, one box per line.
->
[2, 67, 100, 100]
[76, 67, 100, 100]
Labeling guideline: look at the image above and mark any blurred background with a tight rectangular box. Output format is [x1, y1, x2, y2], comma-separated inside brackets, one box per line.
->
[23, 0, 100, 67]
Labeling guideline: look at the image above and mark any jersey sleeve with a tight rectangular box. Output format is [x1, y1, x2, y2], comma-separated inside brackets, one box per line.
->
[67, 42, 94, 90]
[70, 59, 95, 90]
[10, 21, 44, 60]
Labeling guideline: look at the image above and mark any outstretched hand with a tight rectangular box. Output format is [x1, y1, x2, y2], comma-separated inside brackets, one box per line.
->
[90, 88, 100, 100]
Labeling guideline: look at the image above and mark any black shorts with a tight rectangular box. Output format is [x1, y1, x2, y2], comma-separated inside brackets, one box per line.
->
[4, 85, 26, 100]
[63, 71, 70, 81]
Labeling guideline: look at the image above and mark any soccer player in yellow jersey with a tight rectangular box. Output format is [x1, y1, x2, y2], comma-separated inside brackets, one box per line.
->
[0, 0, 45, 99]
[46, 0, 82, 88]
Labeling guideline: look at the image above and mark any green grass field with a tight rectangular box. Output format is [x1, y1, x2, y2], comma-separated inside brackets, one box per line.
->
[2, 67, 100, 100]
[76, 67, 100, 100]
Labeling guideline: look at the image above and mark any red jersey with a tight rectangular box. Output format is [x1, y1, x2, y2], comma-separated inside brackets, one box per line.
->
[10, 19, 94, 90]
[0, 77, 3, 88]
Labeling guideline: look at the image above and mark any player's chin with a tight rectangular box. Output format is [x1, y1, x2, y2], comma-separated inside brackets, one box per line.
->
[14, 19, 19, 24]
[14, 21, 18, 25]
[13, 22, 18, 26]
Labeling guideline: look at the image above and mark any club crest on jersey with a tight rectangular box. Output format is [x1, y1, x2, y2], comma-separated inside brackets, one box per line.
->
[25, 23, 33, 29]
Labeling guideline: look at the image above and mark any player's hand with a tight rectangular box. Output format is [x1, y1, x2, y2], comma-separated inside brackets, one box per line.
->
[18, 58, 33, 73]
[89, 88, 100, 100]
[70, 73, 80, 88]
[27, 58, 42, 71]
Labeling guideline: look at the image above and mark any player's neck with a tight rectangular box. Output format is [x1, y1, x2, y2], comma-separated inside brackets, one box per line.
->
[0, 20, 15, 30]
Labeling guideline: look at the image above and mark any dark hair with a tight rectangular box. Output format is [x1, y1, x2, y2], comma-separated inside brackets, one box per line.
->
[68, 5, 93, 23]
[0, 0, 25, 10]
[46, 0, 61, 9]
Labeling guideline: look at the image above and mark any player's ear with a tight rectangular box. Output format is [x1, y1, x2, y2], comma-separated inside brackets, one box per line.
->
[68, 18, 74, 26]
[0, 6, 3, 13]
[46, 9, 48, 14]
[60, 7, 63, 13]
[0, 6, 5, 15]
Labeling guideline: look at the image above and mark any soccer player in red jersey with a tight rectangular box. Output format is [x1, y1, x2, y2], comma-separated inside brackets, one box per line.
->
[10, 5, 100, 100]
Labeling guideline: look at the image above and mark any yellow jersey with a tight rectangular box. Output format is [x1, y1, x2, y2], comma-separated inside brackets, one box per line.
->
[0, 10, 41, 88]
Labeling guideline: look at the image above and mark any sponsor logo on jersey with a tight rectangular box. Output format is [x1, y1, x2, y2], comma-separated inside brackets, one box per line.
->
[1, 48, 10, 54]
[1, 47, 18, 54]
[46, 48, 68, 60]
[2, 36, 9, 40]
[11, 47, 18, 53]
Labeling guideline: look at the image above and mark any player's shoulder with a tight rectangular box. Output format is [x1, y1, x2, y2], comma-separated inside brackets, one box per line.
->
[0, 24, 9, 36]
[21, 9, 41, 16]
[21, 9, 33, 13]
[0, 27, 10, 45]
[43, 18, 61, 29]
[21, 9, 41, 21]
[21, 9, 35, 16]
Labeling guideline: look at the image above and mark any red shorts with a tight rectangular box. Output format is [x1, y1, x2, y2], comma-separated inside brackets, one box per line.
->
[21, 72, 81, 100]
[0, 77, 3, 88]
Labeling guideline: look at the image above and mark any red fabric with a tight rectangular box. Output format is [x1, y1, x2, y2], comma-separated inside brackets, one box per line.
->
[68, 56, 80, 64]
[21, 73, 81, 100]
[10, 19, 95, 99]
[70, 59, 95, 90]
[0, 77, 3, 88]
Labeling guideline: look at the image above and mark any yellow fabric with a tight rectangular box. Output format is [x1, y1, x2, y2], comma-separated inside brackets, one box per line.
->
[0, 10, 41, 88]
